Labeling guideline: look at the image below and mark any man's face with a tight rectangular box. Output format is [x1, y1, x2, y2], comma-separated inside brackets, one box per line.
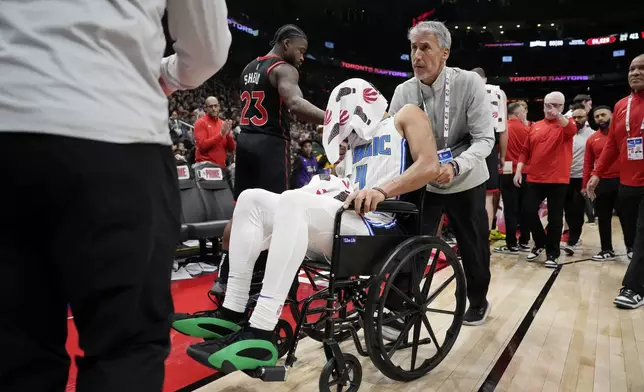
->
[204, 98, 220, 118]
[302, 142, 312, 156]
[543, 96, 564, 119]
[628, 56, 644, 92]
[410, 32, 450, 83]
[572, 109, 588, 129]
[284, 37, 308, 68]
[594, 108, 612, 130]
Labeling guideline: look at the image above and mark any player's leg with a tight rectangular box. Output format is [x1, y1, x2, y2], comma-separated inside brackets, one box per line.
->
[173, 189, 280, 339]
[186, 190, 369, 372]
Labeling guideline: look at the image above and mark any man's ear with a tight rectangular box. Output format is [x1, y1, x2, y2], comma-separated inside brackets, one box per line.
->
[441, 47, 450, 62]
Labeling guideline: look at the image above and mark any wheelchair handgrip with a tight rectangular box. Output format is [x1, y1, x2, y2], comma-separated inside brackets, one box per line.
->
[341, 200, 419, 215]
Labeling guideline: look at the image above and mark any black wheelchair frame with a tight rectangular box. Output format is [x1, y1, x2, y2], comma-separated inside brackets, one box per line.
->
[235, 192, 468, 391]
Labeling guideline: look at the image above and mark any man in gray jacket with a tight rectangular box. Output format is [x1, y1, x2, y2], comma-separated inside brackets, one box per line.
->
[389, 21, 495, 326]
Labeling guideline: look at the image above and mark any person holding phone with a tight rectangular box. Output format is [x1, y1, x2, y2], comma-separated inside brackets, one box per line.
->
[514, 92, 577, 268]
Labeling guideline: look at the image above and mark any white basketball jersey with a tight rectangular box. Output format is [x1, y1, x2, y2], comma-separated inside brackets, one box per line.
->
[348, 116, 408, 229]
[486, 84, 507, 133]
[299, 116, 408, 231]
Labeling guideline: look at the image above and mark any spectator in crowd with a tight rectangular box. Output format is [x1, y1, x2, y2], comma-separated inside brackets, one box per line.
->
[514, 91, 577, 268]
[388, 21, 495, 326]
[518, 100, 532, 126]
[583, 106, 629, 261]
[290, 139, 319, 188]
[0, 0, 232, 391]
[194, 96, 235, 168]
[562, 105, 595, 255]
[494, 102, 531, 253]
[587, 54, 644, 309]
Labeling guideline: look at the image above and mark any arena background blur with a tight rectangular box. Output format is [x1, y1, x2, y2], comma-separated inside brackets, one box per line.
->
[164, 0, 644, 172]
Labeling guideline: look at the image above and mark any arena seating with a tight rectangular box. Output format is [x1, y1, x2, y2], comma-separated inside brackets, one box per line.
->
[177, 161, 235, 264]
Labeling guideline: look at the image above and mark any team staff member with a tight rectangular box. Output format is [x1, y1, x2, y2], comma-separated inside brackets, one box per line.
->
[562, 106, 595, 255]
[389, 21, 495, 326]
[0, 1, 231, 391]
[583, 106, 629, 261]
[194, 96, 235, 167]
[588, 54, 644, 309]
[514, 92, 577, 268]
[494, 103, 531, 253]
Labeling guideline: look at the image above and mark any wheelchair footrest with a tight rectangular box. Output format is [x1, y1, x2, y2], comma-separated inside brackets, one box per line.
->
[243, 365, 288, 382]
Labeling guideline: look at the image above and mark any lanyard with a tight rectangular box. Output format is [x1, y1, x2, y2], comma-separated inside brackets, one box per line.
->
[626, 94, 644, 136]
[419, 68, 452, 140]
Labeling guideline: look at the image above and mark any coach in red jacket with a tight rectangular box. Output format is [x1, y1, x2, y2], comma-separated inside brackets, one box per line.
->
[514, 91, 577, 268]
[587, 54, 644, 309]
[194, 96, 235, 167]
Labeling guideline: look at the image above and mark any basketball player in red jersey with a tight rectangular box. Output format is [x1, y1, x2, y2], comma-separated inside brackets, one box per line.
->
[172, 25, 326, 333]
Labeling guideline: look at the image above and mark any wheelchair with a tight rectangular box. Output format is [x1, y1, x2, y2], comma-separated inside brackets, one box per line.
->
[209, 188, 468, 391]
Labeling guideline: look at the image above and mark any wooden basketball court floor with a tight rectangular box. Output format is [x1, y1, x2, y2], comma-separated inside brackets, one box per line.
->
[194, 218, 644, 392]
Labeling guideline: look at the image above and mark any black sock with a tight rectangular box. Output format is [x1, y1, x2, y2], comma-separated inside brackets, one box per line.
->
[245, 325, 274, 340]
[220, 306, 246, 323]
[218, 250, 229, 284]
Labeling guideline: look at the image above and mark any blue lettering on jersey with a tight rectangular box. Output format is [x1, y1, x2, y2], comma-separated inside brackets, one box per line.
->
[355, 164, 368, 190]
[352, 135, 392, 164]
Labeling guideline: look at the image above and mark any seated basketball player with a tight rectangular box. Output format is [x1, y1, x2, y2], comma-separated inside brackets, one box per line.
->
[182, 78, 442, 373]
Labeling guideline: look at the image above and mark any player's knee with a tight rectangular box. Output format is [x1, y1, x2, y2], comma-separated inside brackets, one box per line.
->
[236, 188, 267, 209]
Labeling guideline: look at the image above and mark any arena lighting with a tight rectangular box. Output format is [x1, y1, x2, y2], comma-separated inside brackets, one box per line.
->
[227, 18, 259, 37]
[586, 35, 617, 46]
[400, 53, 410, 61]
[537, 23, 542, 27]
[340, 61, 411, 78]
[412, 9, 436, 26]
[508, 75, 589, 82]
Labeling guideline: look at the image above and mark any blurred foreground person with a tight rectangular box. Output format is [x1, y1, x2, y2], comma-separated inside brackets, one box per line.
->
[0, 1, 231, 391]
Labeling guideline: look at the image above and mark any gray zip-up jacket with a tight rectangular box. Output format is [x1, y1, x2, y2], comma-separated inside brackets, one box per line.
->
[389, 66, 495, 194]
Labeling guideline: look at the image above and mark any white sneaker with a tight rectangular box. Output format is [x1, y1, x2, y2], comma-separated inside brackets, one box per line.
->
[526, 247, 545, 261]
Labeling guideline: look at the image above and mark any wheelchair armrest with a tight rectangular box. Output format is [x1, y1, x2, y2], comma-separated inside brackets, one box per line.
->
[374, 200, 418, 213]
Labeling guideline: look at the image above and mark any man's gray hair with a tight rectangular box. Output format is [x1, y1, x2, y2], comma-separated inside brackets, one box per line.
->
[408, 21, 452, 50]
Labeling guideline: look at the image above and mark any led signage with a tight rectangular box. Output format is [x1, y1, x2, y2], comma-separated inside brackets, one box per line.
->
[508, 75, 590, 82]
[227, 18, 258, 37]
[412, 9, 436, 26]
[586, 36, 617, 46]
[340, 61, 410, 78]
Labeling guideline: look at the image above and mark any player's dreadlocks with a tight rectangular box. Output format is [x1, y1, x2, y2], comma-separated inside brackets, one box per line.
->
[270, 24, 307, 47]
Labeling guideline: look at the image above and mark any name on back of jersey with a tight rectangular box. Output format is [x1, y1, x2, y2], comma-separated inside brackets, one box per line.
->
[244, 72, 261, 85]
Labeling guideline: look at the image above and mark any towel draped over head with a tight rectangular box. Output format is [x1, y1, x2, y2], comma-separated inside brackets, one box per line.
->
[322, 78, 388, 164]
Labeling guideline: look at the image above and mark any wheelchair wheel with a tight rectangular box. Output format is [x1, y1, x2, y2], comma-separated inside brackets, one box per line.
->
[363, 237, 466, 382]
[318, 353, 362, 392]
[274, 319, 294, 359]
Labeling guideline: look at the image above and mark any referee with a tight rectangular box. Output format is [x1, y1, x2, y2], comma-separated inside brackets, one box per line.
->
[0, 1, 231, 391]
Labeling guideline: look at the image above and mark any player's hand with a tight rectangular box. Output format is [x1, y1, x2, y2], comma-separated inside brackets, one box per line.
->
[586, 175, 600, 200]
[221, 120, 233, 135]
[343, 188, 386, 216]
[513, 171, 523, 187]
[436, 163, 455, 185]
[581, 189, 587, 197]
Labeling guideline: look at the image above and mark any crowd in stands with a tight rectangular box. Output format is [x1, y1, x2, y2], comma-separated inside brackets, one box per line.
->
[168, 71, 328, 187]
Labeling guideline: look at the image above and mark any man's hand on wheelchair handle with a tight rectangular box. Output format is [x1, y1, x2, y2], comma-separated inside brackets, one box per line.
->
[344, 188, 387, 215]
